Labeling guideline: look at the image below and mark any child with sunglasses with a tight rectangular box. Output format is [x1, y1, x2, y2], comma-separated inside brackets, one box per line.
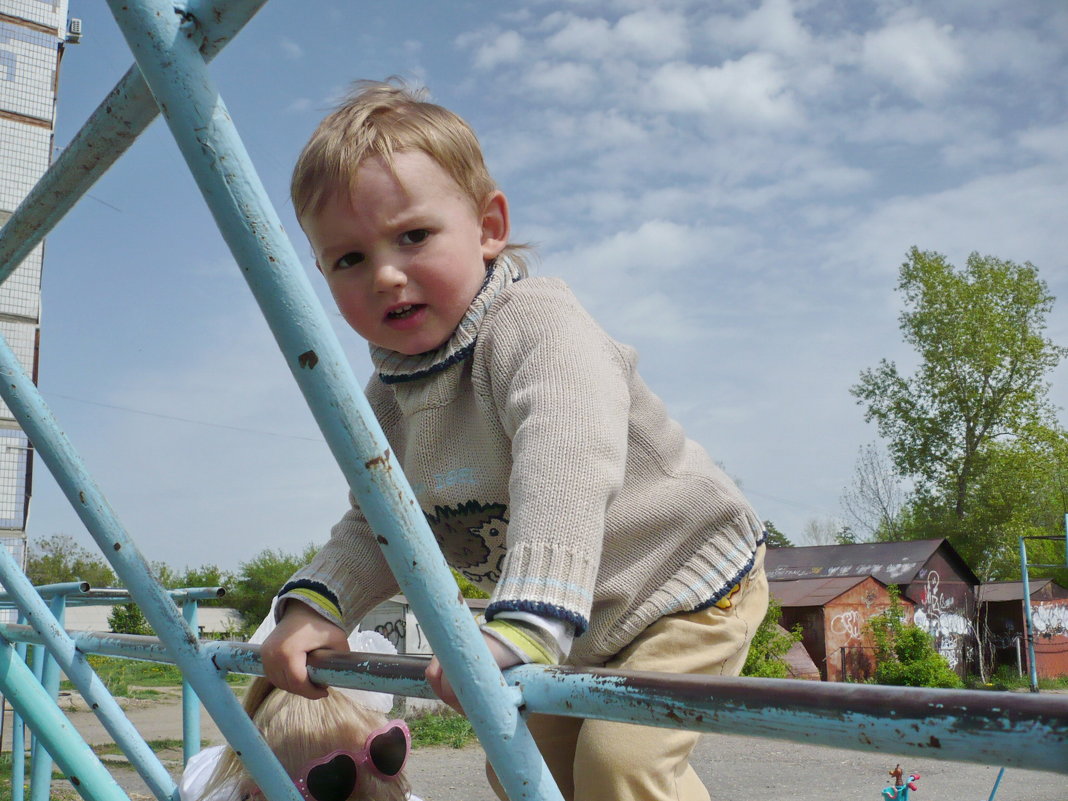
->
[180, 676, 422, 801]
[260, 79, 769, 801]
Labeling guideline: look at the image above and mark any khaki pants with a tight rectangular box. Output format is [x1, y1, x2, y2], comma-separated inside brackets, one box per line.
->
[490, 546, 768, 801]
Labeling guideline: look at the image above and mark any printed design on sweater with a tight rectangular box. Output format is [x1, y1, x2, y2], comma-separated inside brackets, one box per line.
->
[424, 500, 508, 585]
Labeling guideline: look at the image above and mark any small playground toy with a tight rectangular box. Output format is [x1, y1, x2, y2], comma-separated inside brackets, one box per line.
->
[882, 768, 919, 801]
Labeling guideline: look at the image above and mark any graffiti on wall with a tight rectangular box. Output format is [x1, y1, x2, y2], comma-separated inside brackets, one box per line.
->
[913, 571, 973, 668]
[374, 619, 406, 649]
[1032, 603, 1068, 638]
[830, 610, 865, 642]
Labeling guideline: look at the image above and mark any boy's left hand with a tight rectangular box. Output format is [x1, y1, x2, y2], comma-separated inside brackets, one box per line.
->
[425, 631, 522, 714]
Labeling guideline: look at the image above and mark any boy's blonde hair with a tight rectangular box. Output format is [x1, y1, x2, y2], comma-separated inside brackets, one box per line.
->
[202, 677, 410, 801]
[291, 79, 496, 223]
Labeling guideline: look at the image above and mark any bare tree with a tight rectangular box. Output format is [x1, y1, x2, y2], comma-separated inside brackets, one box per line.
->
[841, 442, 906, 541]
[802, 517, 849, 546]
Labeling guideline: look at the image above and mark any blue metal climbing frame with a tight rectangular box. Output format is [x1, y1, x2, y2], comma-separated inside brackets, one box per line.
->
[0, 3, 1066, 801]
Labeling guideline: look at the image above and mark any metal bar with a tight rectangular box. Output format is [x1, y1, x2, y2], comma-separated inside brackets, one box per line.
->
[0, 226, 299, 800]
[103, 3, 560, 800]
[0, 637, 131, 801]
[6, 627, 1067, 777]
[507, 664, 1068, 775]
[987, 766, 1006, 801]
[0, 546, 178, 801]
[29, 595, 68, 801]
[11, 616, 28, 801]
[0, 587, 225, 608]
[0, 0, 268, 287]
[1019, 537, 1039, 692]
[181, 600, 201, 764]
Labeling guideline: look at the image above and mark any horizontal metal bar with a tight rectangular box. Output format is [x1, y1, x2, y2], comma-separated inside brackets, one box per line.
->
[7, 582, 91, 599]
[9, 627, 1065, 776]
[0, 587, 225, 607]
[0, 639, 131, 801]
[0, 550, 177, 801]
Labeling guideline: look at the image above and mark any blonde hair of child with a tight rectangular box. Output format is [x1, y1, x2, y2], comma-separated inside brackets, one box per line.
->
[201, 677, 410, 801]
[291, 78, 528, 274]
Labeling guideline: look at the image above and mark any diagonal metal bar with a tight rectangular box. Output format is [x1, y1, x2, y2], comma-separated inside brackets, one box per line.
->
[0, 637, 131, 801]
[103, 1, 561, 798]
[0, 221, 300, 799]
[0, 0, 268, 287]
[0, 547, 178, 800]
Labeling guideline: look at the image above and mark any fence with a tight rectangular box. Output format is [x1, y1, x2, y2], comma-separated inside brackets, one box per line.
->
[0, 3, 1066, 801]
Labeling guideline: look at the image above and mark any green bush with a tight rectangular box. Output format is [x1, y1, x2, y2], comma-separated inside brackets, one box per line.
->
[866, 586, 962, 689]
[741, 596, 802, 678]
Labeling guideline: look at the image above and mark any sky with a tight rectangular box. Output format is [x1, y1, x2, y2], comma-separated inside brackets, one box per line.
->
[23, 0, 1068, 573]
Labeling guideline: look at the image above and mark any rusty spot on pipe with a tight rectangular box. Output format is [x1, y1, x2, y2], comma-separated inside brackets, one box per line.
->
[113, 543, 121, 551]
[928, 735, 941, 748]
[298, 350, 319, 369]
[376, 535, 388, 545]
[365, 449, 391, 470]
[78, 491, 86, 504]
[70, 777, 80, 787]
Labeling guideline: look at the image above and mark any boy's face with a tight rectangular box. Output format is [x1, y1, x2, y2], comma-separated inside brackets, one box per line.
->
[304, 151, 508, 355]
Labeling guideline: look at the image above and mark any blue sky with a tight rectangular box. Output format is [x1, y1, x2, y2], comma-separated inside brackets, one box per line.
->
[27, 0, 1068, 572]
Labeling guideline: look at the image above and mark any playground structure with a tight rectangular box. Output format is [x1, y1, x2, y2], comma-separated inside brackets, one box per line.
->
[0, 2, 1065, 801]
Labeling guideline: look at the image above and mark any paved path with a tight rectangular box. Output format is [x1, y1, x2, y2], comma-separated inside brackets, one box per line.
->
[5, 691, 1064, 801]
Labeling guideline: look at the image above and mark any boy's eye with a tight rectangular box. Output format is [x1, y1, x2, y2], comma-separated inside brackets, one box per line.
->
[400, 229, 429, 245]
[334, 252, 364, 270]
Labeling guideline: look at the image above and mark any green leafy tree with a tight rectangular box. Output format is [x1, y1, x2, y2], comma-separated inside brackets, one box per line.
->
[741, 596, 802, 678]
[107, 604, 152, 635]
[762, 520, 793, 548]
[452, 568, 489, 599]
[26, 534, 117, 587]
[865, 586, 962, 688]
[852, 248, 1065, 517]
[852, 248, 1067, 573]
[228, 545, 320, 633]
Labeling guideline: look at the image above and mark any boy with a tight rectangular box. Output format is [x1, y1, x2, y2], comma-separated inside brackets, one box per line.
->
[262, 80, 768, 801]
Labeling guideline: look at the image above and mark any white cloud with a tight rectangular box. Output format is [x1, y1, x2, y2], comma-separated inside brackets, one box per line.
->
[473, 30, 525, 69]
[644, 54, 802, 126]
[523, 61, 601, 103]
[714, 0, 814, 58]
[614, 8, 689, 61]
[279, 38, 303, 60]
[543, 9, 688, 62]
[862, 14, 965, 100]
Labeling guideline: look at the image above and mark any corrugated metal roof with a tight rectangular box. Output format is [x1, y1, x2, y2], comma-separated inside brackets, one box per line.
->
[764, 538, 978, 585]
[977, 580, 1052, 602]
[770, 576, 881, 607]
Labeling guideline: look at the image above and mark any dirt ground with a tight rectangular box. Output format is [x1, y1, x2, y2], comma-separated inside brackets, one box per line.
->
[6, 689, 1066, 801]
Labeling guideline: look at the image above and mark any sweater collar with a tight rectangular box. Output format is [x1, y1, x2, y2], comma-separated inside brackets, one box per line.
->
[370, 254, 523, 384]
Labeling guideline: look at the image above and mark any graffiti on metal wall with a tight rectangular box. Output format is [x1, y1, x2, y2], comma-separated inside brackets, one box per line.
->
[374, 619, 406, 649]
[1033, 603, 1068, 638]
[913, 571, 972, 668]
[830, 610, 865, 642]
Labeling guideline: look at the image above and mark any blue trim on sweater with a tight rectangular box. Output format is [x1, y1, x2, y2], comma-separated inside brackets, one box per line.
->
[486, 600, 589, 637]
[379, 342, 476, 385]
[277, 579, 340, 612]
[692, 534, 766, 612]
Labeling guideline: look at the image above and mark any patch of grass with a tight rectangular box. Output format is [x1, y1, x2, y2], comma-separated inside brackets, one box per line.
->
[407, 709, 477, 749]
[92, 738, 185, 756]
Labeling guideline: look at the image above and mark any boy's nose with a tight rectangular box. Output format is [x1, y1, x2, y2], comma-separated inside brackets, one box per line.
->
[373, 262, 407, 291]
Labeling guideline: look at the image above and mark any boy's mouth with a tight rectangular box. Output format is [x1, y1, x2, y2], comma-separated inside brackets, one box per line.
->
[386, 304, 424, 320]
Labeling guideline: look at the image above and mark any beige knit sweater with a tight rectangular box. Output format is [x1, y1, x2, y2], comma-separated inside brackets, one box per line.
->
[281, 274, 764, 666]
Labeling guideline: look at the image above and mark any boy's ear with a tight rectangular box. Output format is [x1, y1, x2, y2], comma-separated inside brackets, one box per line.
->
[480, 191, 510, 261]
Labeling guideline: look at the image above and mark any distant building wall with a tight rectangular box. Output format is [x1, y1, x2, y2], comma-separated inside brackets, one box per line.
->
[0, 0, 71, 619]
[64, 605, 242, 635]
[906, 552, 976, 674]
